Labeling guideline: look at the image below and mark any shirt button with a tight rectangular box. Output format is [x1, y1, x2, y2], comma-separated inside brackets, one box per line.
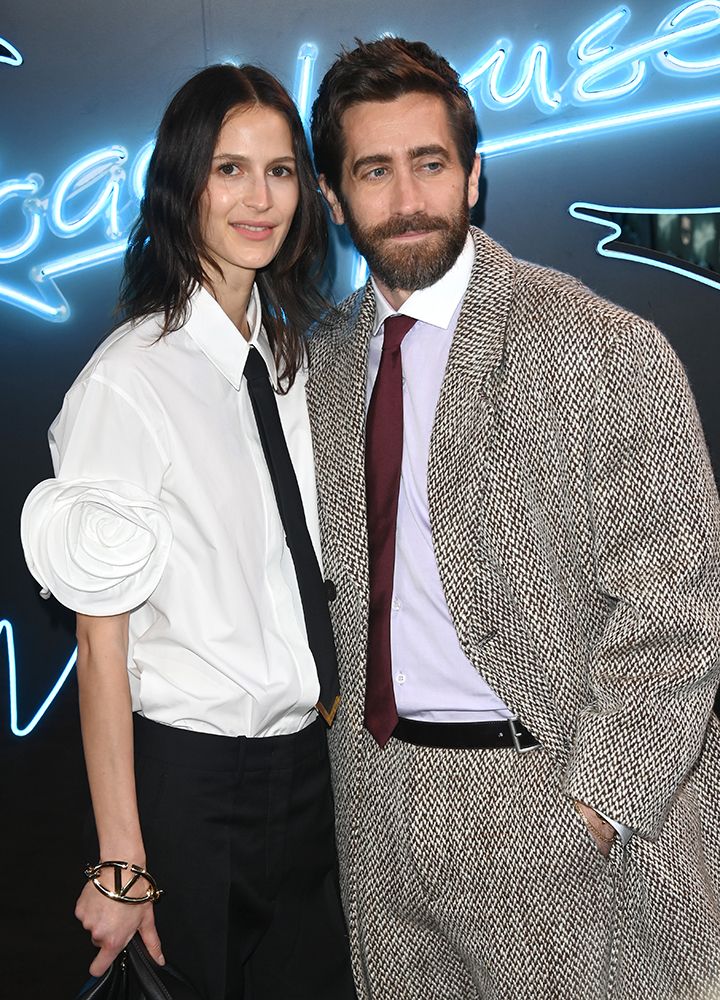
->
[391, 597, 402, 611]
[396, 673, 406, 684]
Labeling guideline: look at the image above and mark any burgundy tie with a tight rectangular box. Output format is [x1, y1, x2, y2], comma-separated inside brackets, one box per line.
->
[364, 314, 416, 747]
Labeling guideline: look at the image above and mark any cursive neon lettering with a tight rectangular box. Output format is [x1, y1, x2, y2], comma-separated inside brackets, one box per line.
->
[655, 1, 720, 73]
[0, 35, 22, 67]
[1, 619, 78, 737]
[129, 141, 155, 201]
[569, 201, 720, 291]
[294, 42, 319, 125]
[462, 42, 560, 112]
[0, 176, 43, 261]
[48, 146, 128, 240]
[573, 2, 720, 100]
[1, 8, 719, 327]
[569, 6, 647, 102]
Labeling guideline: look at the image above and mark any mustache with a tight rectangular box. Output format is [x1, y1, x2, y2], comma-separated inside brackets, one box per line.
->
[368, 214, 451, 240]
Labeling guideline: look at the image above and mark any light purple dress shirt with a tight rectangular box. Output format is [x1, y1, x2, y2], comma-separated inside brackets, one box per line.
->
[367, 236, 513, 723]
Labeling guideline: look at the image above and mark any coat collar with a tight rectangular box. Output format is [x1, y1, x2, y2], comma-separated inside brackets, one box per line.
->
[427, 227, 513, 507]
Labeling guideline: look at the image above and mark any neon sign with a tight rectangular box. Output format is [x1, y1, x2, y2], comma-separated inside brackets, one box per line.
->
[1, 619, 77, 737]
[569, 202, 720, 290]
[462, 2, 720, 110]
[3, 5, 720, 737]
[0, 35, 22, 67]
[2, 3, 720, 321]
[0, 142, 150, 321]
[467, 1, 720, 154]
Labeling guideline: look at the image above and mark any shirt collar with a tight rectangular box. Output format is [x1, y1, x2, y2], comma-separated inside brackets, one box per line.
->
[370, 232, 474, 336]
[184, 283, 276, 390]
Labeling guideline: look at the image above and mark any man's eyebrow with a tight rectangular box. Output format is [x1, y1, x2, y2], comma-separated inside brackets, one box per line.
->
[351, 153, 392, 176]
[350, 145, 452, 176]
[408, 144, 451, 160]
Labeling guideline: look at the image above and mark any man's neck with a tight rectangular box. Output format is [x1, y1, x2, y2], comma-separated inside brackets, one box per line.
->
[372, 277, 413, 312]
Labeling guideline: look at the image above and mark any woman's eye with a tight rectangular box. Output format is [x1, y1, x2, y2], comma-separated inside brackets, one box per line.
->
[269, 165, 293, 177]
[218, 163, 239, 176]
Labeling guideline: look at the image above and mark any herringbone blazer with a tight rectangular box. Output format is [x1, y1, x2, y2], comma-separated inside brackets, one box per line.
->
[306, 227, 720, 848]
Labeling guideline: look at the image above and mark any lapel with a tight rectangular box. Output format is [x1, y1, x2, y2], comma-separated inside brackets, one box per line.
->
[427, 230, 567, 753]
[427, 228, 513, 553]
[307, 284, 375, 592]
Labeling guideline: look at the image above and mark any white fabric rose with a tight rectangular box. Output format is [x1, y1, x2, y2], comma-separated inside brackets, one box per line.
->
[21, 478, 172, 615]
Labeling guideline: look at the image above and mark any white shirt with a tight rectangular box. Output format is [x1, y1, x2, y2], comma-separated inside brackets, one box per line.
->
[368, 236, 513, 722]
[21, 285, 321, 738]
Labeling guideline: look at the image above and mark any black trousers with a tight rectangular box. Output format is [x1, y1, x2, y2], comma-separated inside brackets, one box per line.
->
[133, 713, 356, 1000]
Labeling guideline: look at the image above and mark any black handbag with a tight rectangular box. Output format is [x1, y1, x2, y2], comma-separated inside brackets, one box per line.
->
[76, 935, 200, 1000]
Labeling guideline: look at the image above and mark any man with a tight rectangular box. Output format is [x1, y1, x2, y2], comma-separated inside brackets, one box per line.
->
[306, 36, 720, 1000]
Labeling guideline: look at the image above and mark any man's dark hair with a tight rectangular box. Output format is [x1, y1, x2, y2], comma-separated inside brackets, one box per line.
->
[120, 63, 328, 390]
[311, 37, 478, 195]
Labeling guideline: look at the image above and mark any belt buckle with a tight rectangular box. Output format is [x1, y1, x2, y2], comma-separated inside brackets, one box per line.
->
[508, 718, 540, 754]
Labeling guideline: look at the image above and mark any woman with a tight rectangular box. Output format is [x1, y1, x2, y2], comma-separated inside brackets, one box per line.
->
[21, 64, 355, 1000]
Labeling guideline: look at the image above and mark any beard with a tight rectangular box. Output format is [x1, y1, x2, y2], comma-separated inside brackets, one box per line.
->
[341, 196, 469, 293]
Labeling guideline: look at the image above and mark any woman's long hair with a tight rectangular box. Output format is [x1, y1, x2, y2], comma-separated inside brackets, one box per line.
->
[119, 64, 328, 390]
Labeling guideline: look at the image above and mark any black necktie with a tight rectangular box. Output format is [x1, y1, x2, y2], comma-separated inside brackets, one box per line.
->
[243, 346, 340, 725]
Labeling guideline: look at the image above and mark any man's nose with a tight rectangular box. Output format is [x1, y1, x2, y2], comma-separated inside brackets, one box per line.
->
[390, 168, 425, 216]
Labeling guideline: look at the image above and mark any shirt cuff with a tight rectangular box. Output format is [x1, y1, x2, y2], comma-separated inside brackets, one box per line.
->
[595, 808, 634, 847]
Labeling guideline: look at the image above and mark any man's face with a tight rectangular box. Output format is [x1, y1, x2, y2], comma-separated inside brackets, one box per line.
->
[320, 92, 480, 305]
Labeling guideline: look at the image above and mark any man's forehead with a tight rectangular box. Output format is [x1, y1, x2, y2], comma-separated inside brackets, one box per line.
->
[340, 93, 454, 159]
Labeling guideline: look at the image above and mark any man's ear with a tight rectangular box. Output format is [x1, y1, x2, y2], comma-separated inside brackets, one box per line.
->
[318, 175, 345, 226]
[467, 153, 481, 210]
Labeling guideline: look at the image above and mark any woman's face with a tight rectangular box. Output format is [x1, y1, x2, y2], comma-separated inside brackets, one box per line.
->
[199, 104, 299, 286]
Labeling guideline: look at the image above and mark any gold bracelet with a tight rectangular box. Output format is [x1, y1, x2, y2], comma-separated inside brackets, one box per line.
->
[84, 860, 163, 904]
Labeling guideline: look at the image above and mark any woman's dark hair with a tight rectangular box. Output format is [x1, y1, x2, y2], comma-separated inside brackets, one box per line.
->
[120, 63, 328, 390]
[311, 38, 478, 196]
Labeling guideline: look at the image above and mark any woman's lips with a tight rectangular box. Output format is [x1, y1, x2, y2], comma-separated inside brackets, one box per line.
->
[230, 222, 277, 240]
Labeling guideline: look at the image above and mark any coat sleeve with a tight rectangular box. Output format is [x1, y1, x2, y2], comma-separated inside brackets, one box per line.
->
[562, 317, 720, 840]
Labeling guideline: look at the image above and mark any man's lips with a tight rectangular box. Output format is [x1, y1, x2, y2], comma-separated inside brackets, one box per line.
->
[387, 229, 434, 240]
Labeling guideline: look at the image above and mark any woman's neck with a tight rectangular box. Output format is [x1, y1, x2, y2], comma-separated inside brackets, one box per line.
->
[204, 269, 256, 341]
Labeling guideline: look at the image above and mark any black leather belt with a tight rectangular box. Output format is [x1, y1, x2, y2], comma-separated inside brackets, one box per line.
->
[392, 717, 541, 752]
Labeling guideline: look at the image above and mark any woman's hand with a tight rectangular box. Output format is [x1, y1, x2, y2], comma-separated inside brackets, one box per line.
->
[75, 880, 164, 977]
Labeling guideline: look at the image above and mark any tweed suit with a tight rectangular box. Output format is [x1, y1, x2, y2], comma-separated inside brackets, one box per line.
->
[306, 228, 720, 999]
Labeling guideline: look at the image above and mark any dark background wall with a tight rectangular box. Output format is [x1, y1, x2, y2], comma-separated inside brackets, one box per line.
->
[2, 1, 719, 994]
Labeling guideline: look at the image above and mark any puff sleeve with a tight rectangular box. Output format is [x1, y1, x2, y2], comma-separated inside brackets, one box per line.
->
[20, 374, 172, 615]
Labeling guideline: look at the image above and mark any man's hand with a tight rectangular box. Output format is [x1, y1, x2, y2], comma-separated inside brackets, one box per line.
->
[574, 800, 616, 858]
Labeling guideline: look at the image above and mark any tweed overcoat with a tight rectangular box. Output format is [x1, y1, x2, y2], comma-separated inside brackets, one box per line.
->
[306, 228, 720, 988]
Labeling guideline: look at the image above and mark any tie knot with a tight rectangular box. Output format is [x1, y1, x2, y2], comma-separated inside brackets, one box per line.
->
[244, 347, 269, 386]
[382, 314, 415, 353]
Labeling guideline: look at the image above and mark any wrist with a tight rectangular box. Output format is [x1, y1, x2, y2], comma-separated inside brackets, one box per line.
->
[84, 860, 162, 904]
[96, 839, 145, 868]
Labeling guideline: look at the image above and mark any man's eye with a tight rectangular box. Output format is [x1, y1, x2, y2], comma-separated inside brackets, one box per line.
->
[423, 161, 443, 172]
[367, 167, 387, 180]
